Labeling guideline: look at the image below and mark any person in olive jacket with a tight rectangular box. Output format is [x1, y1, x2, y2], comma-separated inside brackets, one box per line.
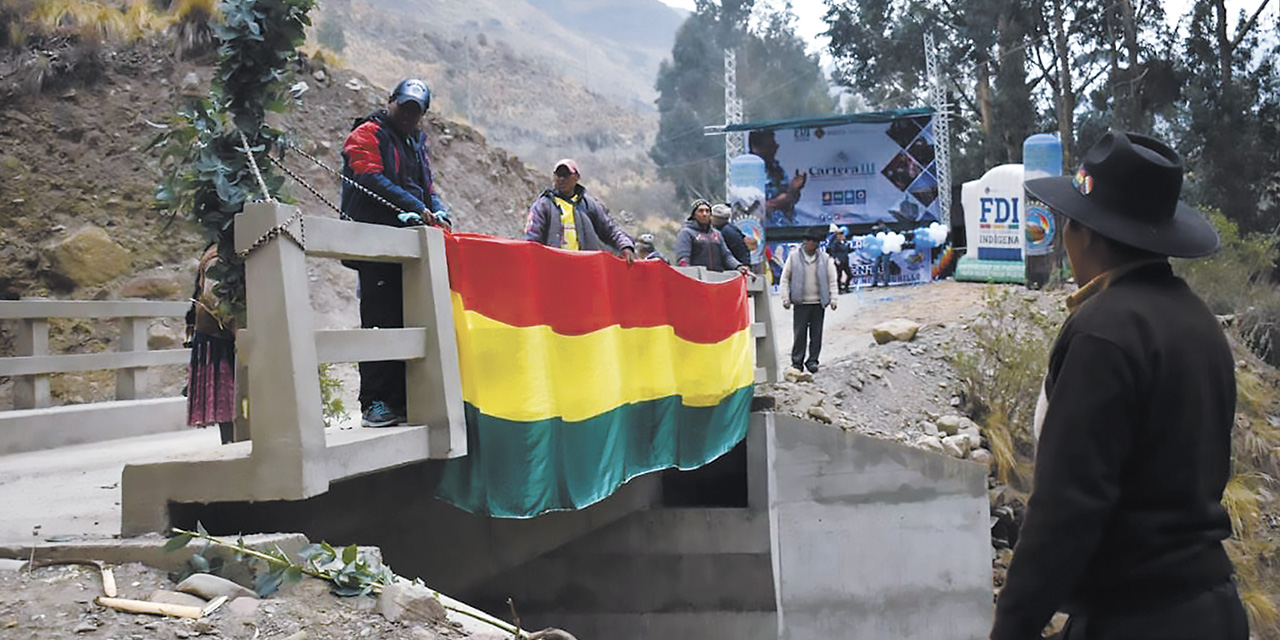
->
[991, 131, 1246, 640]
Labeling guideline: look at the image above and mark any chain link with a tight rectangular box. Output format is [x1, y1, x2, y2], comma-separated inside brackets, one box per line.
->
[238, 130, 274, 204]
[281, 141, 412, 218]
[235, 208, 305, 260]
[267, 153, 341, 214]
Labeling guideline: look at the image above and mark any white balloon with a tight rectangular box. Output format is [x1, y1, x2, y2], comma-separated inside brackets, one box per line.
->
[881, 231, 906, 254]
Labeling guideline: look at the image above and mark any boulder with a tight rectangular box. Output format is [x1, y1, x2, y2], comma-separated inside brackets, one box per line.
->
[147, 318, 185, 350]
[120, 271, 186, 299]
[913, 435, 944, 454]
[941, 435, 968, 458]
[969, 448, 994, 468]
[42, 225, 130, 289]
[376, 582, 447, 624]
[148, 589, 207, 608]
[938, 415, 964, 435]
[871, 318, 920, 344]
[807, 405, 833, 424]
[176, 573, 257, 601]
[224, 596, 261, 618]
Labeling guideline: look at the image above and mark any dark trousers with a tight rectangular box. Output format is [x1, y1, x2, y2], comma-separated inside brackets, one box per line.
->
[1060, 581, 1248, 640]
[873, 253, 892, 286]
[835, 258, 852, 291]
[791, 303, 825, 369]
[358, 262, 406, 410]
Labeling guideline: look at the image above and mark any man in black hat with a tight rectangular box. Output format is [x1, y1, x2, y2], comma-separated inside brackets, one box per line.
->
[991, 132, 1246, 640]
[780, 226, 837, 377]
[340, 78, 451, 428]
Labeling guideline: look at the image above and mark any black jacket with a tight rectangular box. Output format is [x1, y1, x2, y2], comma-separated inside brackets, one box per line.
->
[992, 262, 1236, 639]
[718, 221, 751, 265]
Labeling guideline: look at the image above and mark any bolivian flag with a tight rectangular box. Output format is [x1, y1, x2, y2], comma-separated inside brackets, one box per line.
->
[435, 234, 755, 518]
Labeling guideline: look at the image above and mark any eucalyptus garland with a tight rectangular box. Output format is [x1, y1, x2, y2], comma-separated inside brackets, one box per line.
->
[152, 0, 313, 324]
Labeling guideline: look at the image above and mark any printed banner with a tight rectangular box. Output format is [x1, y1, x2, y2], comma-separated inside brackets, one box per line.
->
[754, 114, 941, 229]
[435, 234, 755, 518]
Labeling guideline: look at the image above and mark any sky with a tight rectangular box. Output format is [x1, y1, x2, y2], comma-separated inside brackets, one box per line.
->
[656, 0, 1274, 55]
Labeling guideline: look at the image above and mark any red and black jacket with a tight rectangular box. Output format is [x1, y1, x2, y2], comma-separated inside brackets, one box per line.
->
[339, 110, 443, 227]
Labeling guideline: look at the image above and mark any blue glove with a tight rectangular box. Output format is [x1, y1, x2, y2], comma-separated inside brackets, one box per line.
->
[431, 210, 452, 227]
[397, 212, 425, 226]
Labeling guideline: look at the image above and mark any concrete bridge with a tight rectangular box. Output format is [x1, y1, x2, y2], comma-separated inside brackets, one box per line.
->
[0, 202, 993, 639]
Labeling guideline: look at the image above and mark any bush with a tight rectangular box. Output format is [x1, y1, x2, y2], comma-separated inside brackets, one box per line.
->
[951, 286, 1064, 489]
[1174, 208, 1280, 364]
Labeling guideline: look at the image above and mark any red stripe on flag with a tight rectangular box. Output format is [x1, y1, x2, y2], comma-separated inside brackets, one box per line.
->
[446, 234, 750, 343]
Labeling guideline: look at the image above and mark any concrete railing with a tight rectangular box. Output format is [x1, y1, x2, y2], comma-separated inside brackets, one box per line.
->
[121, 201, 468, 534]
[0, 299, 191, 454]
[232, 200, 468, 499]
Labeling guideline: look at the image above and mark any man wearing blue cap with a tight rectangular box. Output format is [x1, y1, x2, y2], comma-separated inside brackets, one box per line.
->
[341, 78, 451, 428]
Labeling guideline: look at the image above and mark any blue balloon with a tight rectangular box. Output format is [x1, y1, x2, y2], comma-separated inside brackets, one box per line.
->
[858, 234, 883, 258]
[914, 227, 935, 250]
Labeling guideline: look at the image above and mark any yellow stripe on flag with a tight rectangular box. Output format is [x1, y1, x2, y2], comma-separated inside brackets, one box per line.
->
[452, 293, 754, 423]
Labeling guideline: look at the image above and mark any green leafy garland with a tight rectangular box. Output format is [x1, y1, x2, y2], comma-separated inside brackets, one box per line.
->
[151, 0, 313, 324]
[167, 526, 524, 635]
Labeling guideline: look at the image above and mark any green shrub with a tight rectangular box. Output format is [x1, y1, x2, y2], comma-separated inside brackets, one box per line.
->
[951, 286, 1065, 489]
[1174, 208, 1280, 364]
[318, 363, 348, 428]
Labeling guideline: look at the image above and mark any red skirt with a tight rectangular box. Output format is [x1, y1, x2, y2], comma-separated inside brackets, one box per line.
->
[186, 331, 235, 426]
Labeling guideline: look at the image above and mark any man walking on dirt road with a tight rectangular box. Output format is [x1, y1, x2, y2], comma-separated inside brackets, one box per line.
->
[780, 226, 837, 377]
[991, 132, 1246, 640]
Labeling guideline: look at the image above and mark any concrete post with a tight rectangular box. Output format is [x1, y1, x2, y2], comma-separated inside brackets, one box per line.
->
[115, 317, 148, 400]
[401, 226, 466, 458]
[14, 318, 50, 409]
[235, 201, 327, 499]
[751, 285, 778, 383]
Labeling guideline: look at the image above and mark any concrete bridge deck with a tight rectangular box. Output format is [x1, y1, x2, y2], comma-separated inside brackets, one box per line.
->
[0, 417, 379, 545]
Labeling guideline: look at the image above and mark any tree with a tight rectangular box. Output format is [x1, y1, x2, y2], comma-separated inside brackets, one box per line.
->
[650, 1, 833, 204]
[1175, 0, 1280, 234]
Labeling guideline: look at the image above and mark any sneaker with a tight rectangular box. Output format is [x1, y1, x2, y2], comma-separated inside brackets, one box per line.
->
[806, 362, 819, 374]
[362, 401, 406, 428]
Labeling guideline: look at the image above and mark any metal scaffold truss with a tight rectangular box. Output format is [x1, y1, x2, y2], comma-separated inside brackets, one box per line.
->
[924, 30, 953, 227]
[724, 48, 744, 197]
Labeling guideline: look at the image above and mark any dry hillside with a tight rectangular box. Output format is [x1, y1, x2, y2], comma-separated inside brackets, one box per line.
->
[0, 36, 549, 405]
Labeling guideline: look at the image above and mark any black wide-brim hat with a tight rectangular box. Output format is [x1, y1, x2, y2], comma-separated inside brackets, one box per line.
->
[1024, 131, 1219, 258]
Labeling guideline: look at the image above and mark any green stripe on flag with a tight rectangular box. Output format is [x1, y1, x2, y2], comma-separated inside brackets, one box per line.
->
[435, 385, 754, 518]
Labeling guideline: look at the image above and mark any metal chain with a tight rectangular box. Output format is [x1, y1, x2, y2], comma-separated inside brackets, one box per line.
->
[235, 208, 305, 260]
[238, 130, 274, 203]
[281, 141, 412, 218]
[266, 153, 341, 214]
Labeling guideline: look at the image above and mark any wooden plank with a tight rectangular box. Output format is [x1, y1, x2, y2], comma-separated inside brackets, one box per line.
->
[0, 300, 189, 319]
[314, 328, 428, 364]
[302, 216, 422, 263]
[0, 349, 189, 377]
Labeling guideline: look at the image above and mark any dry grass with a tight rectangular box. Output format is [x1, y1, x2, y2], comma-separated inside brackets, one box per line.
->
[951, 286, 1064, 490]
[29, 0, 170, 44]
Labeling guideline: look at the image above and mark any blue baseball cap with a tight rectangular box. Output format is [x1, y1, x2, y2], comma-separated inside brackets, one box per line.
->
[390, 78, 430, 111]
